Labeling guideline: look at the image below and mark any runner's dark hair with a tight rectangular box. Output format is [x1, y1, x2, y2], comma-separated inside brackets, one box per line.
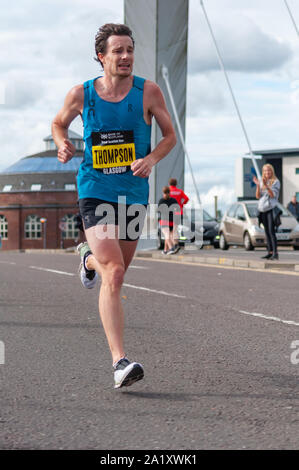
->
[94, 23, 135, 67]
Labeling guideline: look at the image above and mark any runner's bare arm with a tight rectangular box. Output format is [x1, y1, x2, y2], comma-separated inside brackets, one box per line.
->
[131, 81, 176, 178]
[51, 85, 84, 163]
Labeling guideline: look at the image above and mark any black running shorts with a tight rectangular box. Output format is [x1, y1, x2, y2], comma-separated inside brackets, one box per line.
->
[79, 198, 147, 241]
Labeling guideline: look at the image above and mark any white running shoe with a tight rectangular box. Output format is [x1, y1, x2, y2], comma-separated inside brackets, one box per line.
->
[77, 242, 98, 289]
[114, 358, 144, 389]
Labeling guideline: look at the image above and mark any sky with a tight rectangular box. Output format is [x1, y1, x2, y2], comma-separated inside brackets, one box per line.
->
[1, 0, 299, 215]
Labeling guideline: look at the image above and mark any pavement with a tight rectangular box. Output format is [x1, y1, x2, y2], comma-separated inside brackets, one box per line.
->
[134, 246, 299, 273]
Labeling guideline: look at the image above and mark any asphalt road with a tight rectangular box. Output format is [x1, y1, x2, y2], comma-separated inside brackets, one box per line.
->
[0, 251, 298, 450]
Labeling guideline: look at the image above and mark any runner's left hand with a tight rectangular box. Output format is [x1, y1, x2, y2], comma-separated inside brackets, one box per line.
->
[131, 157, 153, 178]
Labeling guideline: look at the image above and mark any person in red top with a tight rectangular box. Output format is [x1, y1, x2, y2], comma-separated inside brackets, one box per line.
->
[169, 178, 189, 216]
[169, 178, 189, 249]
[158, 186, 180, 254]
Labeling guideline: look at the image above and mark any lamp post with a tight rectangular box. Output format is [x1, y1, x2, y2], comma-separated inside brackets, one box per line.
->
[59, 219, 66, 249]
[214, 195, 218, 220]
[40, 218, 47, 249]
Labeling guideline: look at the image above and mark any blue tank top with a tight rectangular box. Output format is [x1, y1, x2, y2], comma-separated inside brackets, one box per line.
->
[77, 75, 151, 205]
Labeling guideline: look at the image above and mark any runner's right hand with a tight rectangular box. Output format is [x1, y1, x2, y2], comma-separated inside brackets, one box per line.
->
[57, 139, 76, 163]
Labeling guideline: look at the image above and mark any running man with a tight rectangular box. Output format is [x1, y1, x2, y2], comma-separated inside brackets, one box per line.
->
[51, 23, 176, 388]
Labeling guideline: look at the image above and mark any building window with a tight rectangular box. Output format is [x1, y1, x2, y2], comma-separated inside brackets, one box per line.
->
[296, 168, 299, 174]
[0, 215, 8, 239]
[25, 215, 42, 239]
[31, 184, 41, 191]
[71, 140, 83, 151]
[61, 214, 79, 239]
[45, 140, 57, 151]
[64, 183, 76, 191]
[296, 192, 299, 202]
[3, 185, 12, 192]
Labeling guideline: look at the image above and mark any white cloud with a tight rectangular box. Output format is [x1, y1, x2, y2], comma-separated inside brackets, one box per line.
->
[186, 180, 236, 216]
[188, 2, 293, 74]
[186, 73, 227, 116]
[4, 78, 44, 109]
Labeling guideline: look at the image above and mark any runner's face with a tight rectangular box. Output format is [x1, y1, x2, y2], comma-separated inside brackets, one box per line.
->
[99, 35, 134, 77]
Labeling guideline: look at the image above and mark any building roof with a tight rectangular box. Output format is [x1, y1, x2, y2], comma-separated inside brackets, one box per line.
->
[1, 130, 83, 175]
[251, 148, 299, 157]
[2, 154, 83, 174]
[0, 131, 83, 192]
[43, 129, 83, 142]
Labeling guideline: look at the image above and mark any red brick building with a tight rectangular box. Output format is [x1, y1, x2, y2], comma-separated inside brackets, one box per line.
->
[0, 131, 84, 250]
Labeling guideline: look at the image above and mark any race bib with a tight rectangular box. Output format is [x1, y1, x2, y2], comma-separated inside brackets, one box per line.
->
[92, 130, 136, 174]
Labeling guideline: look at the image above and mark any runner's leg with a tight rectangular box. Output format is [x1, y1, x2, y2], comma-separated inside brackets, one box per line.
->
[84, 224, 126, 364]
[119, 239, 139, 272]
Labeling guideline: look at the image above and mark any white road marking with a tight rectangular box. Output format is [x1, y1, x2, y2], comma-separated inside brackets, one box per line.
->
[129, 265, 148, 269]
[0, 261, 16, 265]
[29, 266, 75, 276]
[123, 283, 186, 298]
[239, 310, 299, 327]
[29, 265, 182, 298]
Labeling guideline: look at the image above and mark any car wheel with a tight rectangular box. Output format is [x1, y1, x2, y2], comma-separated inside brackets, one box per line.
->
[219, 233, 229, 250]
[244, 231, 254, 251]
[293, 245, 299, 250]
[213, 242, 219, 249]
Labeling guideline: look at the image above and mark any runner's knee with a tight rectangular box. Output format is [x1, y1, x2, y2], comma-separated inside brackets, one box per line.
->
[102, 263, 125, 290]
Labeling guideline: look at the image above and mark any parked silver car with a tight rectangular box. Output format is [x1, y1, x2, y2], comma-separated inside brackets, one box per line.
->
[219, 200, 299, 251]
